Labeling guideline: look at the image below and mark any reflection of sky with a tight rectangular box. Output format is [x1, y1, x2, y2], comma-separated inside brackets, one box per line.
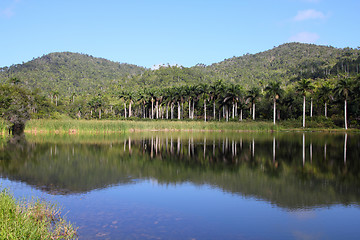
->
[2, 178, 360, 239]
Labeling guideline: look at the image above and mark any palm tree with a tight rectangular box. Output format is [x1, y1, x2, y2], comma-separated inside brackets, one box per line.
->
[118, 91, 129, 118]
[317, 82, 333, 118]
[247, 87, 261, 120]
[198, 83, 209, 122]
[265, 81, 283, 125]
[146, 89, 157, 119]
[53, 90, 59, 107]
[222, 84, 240, 121]
[173, 86, 185, 120]
[70, 92, 77, 103]
[334, 77, 353, 129]
[127, 91, 136, 118]
[209, 80, 225, 121]
[184, 85, 193, 119]
[296, 78, 314, 128]
[137, 89, 148, 118]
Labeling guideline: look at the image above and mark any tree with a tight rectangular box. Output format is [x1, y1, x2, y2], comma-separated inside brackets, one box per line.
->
[247, 87, 261, 120]
[9, 77, 21, 85]
[296, 78, 314, 128]
[265, 81, 283, 125]
[198, 83, 209, 122]
[334, 77, 353, 129]
[209, 80, 225, 121]
[0, 84, 34, 135]
[317, 82, 333, 118]
[52, 90, 59, 107]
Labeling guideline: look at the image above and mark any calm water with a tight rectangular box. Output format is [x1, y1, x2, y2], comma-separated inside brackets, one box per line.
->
[0, 132, 359, 240]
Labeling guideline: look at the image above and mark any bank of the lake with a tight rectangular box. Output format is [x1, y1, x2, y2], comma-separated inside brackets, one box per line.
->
[19, 119, 357, 134]
[0, 189, 77, 239]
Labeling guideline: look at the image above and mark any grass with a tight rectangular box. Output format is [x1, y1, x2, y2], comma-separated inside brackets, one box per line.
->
[23, 118, 356, 134]
[0, 189, 77, 240]
[25, 119, 282, 133]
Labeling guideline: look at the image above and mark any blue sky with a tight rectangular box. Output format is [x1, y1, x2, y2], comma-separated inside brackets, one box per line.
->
[1, 0, 359, 68]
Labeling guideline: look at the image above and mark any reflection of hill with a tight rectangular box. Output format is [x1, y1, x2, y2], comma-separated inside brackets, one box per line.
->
[0, 133, 359, 209]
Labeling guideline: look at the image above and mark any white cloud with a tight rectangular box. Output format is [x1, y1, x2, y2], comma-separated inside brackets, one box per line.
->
[289, 32, 320, 43]
[294, 9, 325, 21]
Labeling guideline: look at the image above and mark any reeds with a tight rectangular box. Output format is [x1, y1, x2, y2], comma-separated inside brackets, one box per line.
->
[0, 189, 77, 239]
[25, 119, 280, 134]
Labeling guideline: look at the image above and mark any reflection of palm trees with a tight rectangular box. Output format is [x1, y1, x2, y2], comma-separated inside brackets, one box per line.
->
[302, 133, 305, 167]
[344, 133, 348, 164]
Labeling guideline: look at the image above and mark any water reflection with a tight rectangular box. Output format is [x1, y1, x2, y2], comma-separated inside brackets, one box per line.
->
[0, 132, 359, 209]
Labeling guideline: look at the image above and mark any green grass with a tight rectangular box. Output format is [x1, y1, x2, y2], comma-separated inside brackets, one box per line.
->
[25, 119, 283, 133]
[24, 118, 356, 134]
[0, 189, 77, 240]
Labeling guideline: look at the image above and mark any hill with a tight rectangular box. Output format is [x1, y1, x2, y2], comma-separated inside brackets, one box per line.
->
[0, 52, 146, 97]
[1, 43, 359, 98]
[203, 42, 360, 86]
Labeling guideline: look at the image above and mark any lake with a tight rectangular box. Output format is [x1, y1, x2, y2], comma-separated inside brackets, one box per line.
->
[0, 132, 359, 239]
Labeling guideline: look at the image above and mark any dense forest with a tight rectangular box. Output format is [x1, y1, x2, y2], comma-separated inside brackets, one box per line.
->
[0, 42, 360, 130]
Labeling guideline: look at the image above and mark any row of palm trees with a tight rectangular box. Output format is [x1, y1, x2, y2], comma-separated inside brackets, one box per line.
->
[106, 74, 358, 128]
[62, 74, 358, 129]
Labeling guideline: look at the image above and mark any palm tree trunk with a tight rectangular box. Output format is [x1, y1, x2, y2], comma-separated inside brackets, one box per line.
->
[124, 103, 127, 118]
[235, 102, 238, 117]
[226, 106, 229, 122]
[325, 102, 327, 118]
[189, 100, 191, 119]
[310, 98, 313, 118]
[182, 102, 184, 119]
[240, 109, 243, 121]
[232, 103, 235, 119]
[156, 101, 159, 119]
[178, 102, 181, 120]
[166, 104, 169, 119]
[213, 101, 216, 120]
[204, 99, 206, 122]
[171, 103, 174, 119]
[151, 100, 154, 119]
[303, 95, 306, 128]
[192, 101, 195, 119]
[129, 101, 132, 117]
[273, 98, 276, 125]
[344, 99, 348, 130]
[99, 108, 101, 119]
[252, 103, 255, 120]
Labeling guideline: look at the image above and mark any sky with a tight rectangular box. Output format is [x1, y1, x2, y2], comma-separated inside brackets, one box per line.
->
[0, 0, 359, 69]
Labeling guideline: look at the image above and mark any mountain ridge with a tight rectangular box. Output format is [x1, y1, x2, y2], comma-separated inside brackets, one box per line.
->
[1, 42, 359, 98]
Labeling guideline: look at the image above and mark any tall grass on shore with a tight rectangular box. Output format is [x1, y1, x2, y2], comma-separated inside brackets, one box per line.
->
[0, 189, 77, 240]
[25, 119, 279, 133]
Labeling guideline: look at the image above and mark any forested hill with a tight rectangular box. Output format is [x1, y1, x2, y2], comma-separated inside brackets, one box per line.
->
[0, 52, 146, 97]
[203, 42, 360, 86]
[1, 43, 359, 98]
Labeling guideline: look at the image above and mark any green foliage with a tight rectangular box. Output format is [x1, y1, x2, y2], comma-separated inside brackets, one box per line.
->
[0, 189, 77, 239]
[0, 52, 145, 98]
[1, 43, 360, 129]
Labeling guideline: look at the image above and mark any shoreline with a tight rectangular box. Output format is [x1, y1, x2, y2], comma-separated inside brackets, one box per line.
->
[18, 119, 358, 134]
